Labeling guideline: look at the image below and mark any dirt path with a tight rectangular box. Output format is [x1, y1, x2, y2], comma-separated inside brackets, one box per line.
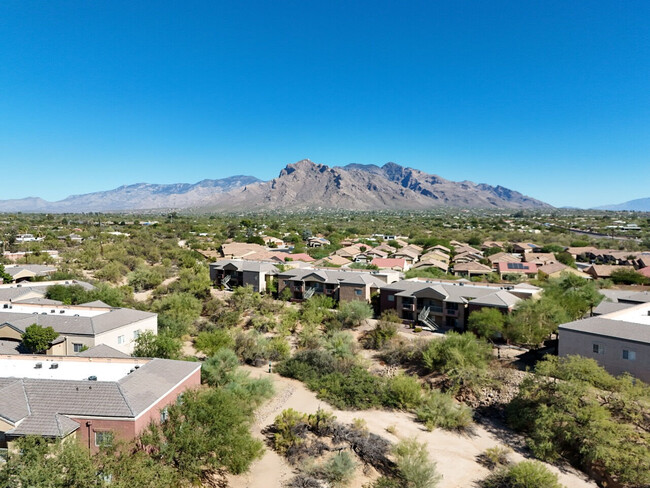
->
[227, 367, 597, 488]
[133, 276, 178, 302]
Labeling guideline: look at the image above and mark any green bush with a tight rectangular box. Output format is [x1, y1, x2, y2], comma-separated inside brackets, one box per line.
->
[309, 367, 386, 410]
[416, 390, 473, 432]
[385, 374, 423, 410]
[393, 438, 441, 488]
[194, 329, 234, 357]
[421, 332, 492, 392]
[480, 461, 564, 488]
[364, 315, 399, 349]
[479, 446, 511, 470]
[267, 336, 291, 361]
[318, 451, 356, 486]
[337, 300, 373, 328]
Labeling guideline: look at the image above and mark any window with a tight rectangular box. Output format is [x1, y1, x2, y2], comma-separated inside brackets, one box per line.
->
[387, 295, 395, 302]
[592, 343, 604, 354]
[160, 407, 169, 423]
[622, 349, 636, 361]
[73, 343, 84, 353]
[133, 329, 141, 339]
[117, 335, 125, 345]
[355, 289, 362, 296]
[94, 431, 114, 447]
[176, 393, 185, 405]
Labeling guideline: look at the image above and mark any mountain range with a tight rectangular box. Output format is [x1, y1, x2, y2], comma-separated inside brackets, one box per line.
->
[593, 198, 650, 212]
[0, 160, 552, 213]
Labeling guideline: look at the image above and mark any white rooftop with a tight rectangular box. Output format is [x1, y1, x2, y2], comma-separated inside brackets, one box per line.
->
[0, 358, 144, 382]
[608, 303, 650, 326]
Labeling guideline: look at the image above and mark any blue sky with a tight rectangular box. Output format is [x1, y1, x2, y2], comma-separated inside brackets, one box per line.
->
[0, 1, 648, 208]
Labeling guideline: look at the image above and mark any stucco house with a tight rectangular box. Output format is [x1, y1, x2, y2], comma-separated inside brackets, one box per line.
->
[559, 302, 650, 382]
[209, 259, 278, 292]
[0, 301, 157, 355]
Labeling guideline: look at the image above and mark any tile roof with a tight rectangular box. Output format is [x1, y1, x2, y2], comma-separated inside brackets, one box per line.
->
[0, 308, 156, 336]
[469, 290, 521, 308]
[0, 358, 201, 439]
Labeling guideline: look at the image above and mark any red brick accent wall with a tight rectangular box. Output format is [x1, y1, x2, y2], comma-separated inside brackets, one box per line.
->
[71, 368, 201, 452]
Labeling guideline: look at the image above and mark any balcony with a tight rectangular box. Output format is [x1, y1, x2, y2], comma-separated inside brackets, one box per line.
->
[445, 309, 459, 317]
[402, 304, 416, 312]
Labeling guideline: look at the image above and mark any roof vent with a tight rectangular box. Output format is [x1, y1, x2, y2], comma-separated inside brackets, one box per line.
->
[50, 363, 58, 369]
[34, 362, 42, 369]
[134, 365, 140, 369]
[88, 375, 97, 381]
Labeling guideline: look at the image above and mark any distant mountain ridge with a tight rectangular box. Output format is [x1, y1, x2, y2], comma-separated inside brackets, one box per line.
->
[0, 176, 261, 213]
[593, 198, 650, 212]
[0, 160, 551, 213]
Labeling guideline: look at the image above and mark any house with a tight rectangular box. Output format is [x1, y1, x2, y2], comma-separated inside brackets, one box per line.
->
[336, 244, 367, 260]
[537, 263, 591, 279]
[512, 243, 540, 254]
[584, 265, 634, 280]
[0, 355, 201, 453]
[276, 268, 392, 302]
[429, 245, 451, 254]
[390, 248, 420, 265]
[221, 242, 268, 259]
[282, 253, 315, 263]
[487, 252, 521, 265]
[481, 241, 504, 250]
[452, 251, 484, 264]
[307, 237, 331, 248]
[452, 245, 482, 256]
[371, 258, 409, 272]
[3, 264, 57, 283]
[412, 258, 449, 273]
[313, 255, 352, 268]
[0, 301, 157, 355]
[452, 261, 493, 278]
[559, 302, 650, 382]
[496, 262, 538, 279]
[523, 253, 557, 266]
[209, 259, 278, 292]
[420, 250, 450, 264]
[379, 280, 536, 330]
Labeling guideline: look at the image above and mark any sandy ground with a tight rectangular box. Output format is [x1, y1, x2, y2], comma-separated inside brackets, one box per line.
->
[227, 367, 597, 488]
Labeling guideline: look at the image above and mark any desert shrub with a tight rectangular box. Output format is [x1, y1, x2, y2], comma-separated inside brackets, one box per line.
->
[267, 336, 291, 361]
[364, 314, 399, 349]
[318, 451, 356, 486]
[277, 349, 339, 383]
[194, 329, 234, 357]
[229, 285, 262, 311]
[337, 300, 373, 328]
[478, 446, 511, 470]
[393, 438, 441, 488]
[211, 309, 241, 329]
[378, 337, 430, 366]
[248, 315, 276, 333]
[201, 348, 241, 387]
[421, 332, 492, 392]
[507, 355, 650, 486]
[309, 367, 387, 410]
[479, 460, 564, 488]
[415, 390, 473, 432]
[324, 331, 357, 360]
[297, 325, 324, 350]
[128, 266, 164, 291]
[384, 374, 423, 410]
[233, 330, 268, 364]
[301, 295, 335, 326]
[271, 409, 310, 455]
